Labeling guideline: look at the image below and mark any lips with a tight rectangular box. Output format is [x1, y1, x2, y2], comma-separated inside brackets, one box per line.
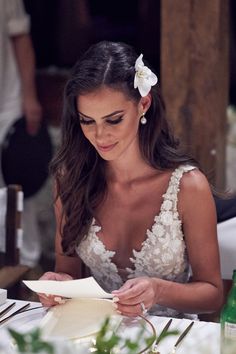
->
[97, 142, 117, 152]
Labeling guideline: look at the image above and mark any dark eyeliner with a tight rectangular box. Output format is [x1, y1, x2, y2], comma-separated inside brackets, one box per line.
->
[107, 117, 123, 125]
[79, 118, 94, 125]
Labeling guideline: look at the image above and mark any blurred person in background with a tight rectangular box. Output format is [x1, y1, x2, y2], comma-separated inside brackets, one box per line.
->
[0, 0, 42, 268]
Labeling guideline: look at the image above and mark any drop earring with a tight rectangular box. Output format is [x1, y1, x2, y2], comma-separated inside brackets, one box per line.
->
[140, 113, 147, 125]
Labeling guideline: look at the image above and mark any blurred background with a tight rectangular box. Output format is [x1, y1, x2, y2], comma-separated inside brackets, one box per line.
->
[23, 0, 236, 186]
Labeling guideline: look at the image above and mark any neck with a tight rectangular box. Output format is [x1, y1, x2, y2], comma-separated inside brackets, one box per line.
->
[106, 145, 154, 184]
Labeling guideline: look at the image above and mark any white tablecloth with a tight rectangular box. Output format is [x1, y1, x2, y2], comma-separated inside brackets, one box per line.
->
[0, 299, 220, 354]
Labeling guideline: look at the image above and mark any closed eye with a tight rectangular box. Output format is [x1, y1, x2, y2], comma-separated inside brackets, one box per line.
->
[106, 116, 123, 125]
[80, 116, 123, 125]
[79, 118, 94, 125]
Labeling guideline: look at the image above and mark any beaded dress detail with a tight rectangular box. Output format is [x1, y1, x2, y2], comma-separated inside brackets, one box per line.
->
[76, 165, 197, 318]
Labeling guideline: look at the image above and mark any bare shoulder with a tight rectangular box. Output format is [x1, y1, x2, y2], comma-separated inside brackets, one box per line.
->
[178, 168, 215, 218]
[180, 168, 211, 194]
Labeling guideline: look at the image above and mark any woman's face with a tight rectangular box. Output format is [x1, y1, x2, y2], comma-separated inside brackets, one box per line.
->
[76, 87, 150, 161]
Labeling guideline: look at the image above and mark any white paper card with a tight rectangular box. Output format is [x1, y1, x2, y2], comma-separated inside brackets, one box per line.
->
[23, 276, 113, 299]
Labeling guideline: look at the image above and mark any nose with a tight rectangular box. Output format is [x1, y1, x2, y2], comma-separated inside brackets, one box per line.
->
[95, 124, 107, 142]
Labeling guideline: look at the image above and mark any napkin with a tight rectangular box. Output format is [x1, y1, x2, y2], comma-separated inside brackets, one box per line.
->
[23, 276, 113, 299]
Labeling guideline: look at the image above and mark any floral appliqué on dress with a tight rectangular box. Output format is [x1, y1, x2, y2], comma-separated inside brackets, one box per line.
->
[77, 165, 197, 319]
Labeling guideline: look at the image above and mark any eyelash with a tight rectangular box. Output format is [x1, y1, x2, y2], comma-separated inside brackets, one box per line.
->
[79, 117, 123, 125]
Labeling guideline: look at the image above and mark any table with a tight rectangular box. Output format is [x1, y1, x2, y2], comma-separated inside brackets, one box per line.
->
[0, 299, 221, 354]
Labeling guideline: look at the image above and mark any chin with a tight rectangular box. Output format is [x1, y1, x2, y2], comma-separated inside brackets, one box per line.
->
[97, 153, 116, 161]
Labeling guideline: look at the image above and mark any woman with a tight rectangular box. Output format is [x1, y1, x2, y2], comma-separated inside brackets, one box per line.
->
[39, 41, 223, 318]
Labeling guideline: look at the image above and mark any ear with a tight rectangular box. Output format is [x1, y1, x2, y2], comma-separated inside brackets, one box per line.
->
[138, 94, 152, 115]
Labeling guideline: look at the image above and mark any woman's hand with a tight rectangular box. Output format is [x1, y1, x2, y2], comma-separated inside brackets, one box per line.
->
[38, 271, 73, 307]
[112, 277, 158, 317]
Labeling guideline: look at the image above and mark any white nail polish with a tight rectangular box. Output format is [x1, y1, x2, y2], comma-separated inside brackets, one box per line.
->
[54, 296, 66, 304]
[54, 296, 62, 302]
[58, 299, 66, 304]
[113, 296, 119, 303]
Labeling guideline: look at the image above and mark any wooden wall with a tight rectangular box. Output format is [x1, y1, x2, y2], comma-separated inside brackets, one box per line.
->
[161, 0, 229, 188]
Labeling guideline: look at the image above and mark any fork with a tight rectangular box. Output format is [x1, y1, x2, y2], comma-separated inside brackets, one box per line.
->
[0, 303, 30, 325]
[0, 302, 16, 319]
[170, 321, 194, 353]
[148, 319, 173, 353]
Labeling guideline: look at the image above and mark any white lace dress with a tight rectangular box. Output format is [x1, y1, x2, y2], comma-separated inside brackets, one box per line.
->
[76, 165, 197, 319]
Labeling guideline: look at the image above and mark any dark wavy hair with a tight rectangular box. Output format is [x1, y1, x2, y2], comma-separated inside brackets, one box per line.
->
[50, 41, 196, 255]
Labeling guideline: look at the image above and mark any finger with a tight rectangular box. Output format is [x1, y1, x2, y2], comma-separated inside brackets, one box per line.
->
[112, 279, 137, 293]
[39, 300, 55, 307]
[57, 273, 73, 281]
[39, 272, 72, 281]
[117, 293, 145, 306]
[39, 272, 57, 280]
[38, 292, 67, 301]
[53, 296, 67, 305]
[117, 303, 144, 317]
[122, 287, 156, 308]
[38, 295, 56, 307]
[114, 283, 146, 302]
[38, 293, 54, 302]
[37, 292, 51, 300]
[38, 294, 66, 307]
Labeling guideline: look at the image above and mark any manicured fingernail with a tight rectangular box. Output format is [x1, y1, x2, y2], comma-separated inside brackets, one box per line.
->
[54, 296, 61, 301]
[54, 296, 66, 304]
[58, 299, 66, 304]
[112, 303, 118, 309]
[113, 296, 119, 302]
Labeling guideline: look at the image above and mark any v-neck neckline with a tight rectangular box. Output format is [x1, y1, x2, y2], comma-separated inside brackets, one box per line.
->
[90, 165, 183, 277]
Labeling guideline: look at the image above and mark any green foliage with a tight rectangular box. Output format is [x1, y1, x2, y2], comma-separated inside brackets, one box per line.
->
[8, 328, 54, 354]
[93, 317, 120, 353]
[8, 316, 178, 353]
[92, 317, 156, 353]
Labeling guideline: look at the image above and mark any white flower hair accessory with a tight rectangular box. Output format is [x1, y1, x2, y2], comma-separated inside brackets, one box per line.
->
[134, 54, 158, 97]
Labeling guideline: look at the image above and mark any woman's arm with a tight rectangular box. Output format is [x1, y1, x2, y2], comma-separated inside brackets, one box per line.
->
[155, 169, 223, 312]
[113, 170, 223, 316]
[38, 195, 82, 306]
[12, 34, 42, 135]
[54, 196, 82, 279]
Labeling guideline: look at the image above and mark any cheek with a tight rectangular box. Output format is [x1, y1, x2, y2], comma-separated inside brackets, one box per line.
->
[80, 126, 94, 141]
[123, 118, 140, 138]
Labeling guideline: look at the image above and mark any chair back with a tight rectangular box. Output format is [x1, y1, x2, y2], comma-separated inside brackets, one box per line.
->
[0, 185, 23, 267]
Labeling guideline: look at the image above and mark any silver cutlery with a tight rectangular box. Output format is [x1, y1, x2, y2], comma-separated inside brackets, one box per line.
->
[156, 319, 173, 346]
[0, 302, 30, 325]
[149, 319, 173, 353]
[0, 302, 16, 319]
[20, 305, 43, 313]
[170, 321, 194, 353]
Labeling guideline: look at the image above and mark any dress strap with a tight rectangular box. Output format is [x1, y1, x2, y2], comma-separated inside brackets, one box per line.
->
[162, 165, 197, 212]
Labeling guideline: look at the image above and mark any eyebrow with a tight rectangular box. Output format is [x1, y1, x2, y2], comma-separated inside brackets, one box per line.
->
[78, 110, 124, 120]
